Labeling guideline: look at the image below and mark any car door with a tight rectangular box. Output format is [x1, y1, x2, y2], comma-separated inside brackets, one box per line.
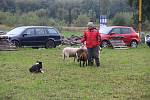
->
[21, 28, 36, 46]
[34, 28, 47, 45]
[47, 28, 60, 40]
[46, 28, 61, 46]
[109, 28, 121, 39]
[120, 28, 132, 45]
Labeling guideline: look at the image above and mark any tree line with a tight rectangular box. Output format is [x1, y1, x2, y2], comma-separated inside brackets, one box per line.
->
[0, 0, 150, 30]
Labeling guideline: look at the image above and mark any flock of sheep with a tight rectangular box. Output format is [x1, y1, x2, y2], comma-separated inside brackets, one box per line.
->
[62, 45, 99, 67]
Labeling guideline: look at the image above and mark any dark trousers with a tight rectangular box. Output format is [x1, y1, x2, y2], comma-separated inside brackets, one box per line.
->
[87, 46, 100, 66]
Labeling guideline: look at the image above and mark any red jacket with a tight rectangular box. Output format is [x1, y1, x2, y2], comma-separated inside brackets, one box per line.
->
[81, 28, 101, 48]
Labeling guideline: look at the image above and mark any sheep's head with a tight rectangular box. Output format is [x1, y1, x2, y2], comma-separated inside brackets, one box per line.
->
[80, 44, 87, 49]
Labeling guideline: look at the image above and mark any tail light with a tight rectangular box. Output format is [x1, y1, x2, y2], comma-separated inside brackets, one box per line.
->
[136, 32, 140, 37]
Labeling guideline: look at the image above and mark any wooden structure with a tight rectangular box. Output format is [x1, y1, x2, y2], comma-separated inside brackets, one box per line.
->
[0, 36, 16, 51]
[110, 36, 128, 49]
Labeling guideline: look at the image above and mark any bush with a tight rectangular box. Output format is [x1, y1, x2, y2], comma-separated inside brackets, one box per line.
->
[18, 12, 40, 26]
[112, 12, 132, 26]
[0, 11, 17, 26]
[5, 13, 18, 26]
[0, 12, 7, 24]
[143, 20, 150, 31]
[74, 14, 90, 27]
[0, 11, 62, 27]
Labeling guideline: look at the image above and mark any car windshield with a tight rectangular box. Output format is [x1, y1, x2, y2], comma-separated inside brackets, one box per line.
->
[99, 27, 112, 34]
[7, 27, 25, 36]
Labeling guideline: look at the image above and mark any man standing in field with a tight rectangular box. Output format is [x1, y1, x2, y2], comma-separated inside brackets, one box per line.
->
[81, 22, 101, 67]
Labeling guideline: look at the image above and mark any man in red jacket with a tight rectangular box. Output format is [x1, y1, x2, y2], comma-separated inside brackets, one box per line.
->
[81, 22, 101, 67]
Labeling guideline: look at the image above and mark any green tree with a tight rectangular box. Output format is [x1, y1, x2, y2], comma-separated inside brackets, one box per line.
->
[0, 0, 16, 13]
[74, 14, 90, 27]
[63, 0, 81, 26]
[100, 0, 111, 15]
[35, 9, 48, 18]
[19, 12, 40, 25]
[112, 12, 132, 26]
[16, 0, 40, 13]
[128, 0, 150, 22]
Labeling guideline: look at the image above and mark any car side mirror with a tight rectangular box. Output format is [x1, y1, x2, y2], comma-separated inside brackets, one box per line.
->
[23, 33, 27, 37]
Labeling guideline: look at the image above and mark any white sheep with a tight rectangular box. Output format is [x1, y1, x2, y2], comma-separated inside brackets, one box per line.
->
[63, 47, 79, 61]
[62, 45, 87, 61]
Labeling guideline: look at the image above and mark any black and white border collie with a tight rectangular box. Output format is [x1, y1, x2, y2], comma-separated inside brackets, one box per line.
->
[29, 61, 44, 73]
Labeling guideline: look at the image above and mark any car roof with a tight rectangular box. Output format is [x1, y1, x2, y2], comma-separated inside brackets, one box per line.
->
[0, 30, 5, 32]
[107, 26, 131, 28]
[15, 26, 54, 29]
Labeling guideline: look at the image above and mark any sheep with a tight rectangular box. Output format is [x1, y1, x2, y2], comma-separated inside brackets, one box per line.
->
[76, 48, 88, 67]
[62, 45, 87, 61]
[80, 44, 87, 50]
[62, 47, 79, 61]
[75, 45, 87, 62]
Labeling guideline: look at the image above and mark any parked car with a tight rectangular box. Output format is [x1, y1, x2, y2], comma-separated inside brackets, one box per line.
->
[2, 26, 62, 48]
[145, 34, 150, 47]
[99, 26, 141, 48]
[0, 30, 6, 35]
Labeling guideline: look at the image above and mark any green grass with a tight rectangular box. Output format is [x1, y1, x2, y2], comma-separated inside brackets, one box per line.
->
[62, 31, 82, 37]
[0, 46, 150, 100]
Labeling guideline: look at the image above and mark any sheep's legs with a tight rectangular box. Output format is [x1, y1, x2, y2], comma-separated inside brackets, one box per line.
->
[85, 61, 87, 66]
[63, 54, 65, 60]
[83, 62, 85, 67]
[76, 53, 79, 62]
[80, 61, 81, 67]
[74, 57, 76, 62]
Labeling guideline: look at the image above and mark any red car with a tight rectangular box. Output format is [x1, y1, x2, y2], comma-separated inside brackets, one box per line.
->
[99, 26, 141, 48]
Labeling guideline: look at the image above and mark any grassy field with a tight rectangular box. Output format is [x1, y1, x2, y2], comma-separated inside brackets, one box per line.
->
[0, 45, 150, 100]
[61, 31, 83, 37]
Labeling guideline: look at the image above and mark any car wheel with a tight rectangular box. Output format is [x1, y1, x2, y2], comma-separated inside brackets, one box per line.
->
[45, 40, 55, 48]
[11, 40, 21, 47]
[101, 41, 110, 48]
[130, 40, 138, 48]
